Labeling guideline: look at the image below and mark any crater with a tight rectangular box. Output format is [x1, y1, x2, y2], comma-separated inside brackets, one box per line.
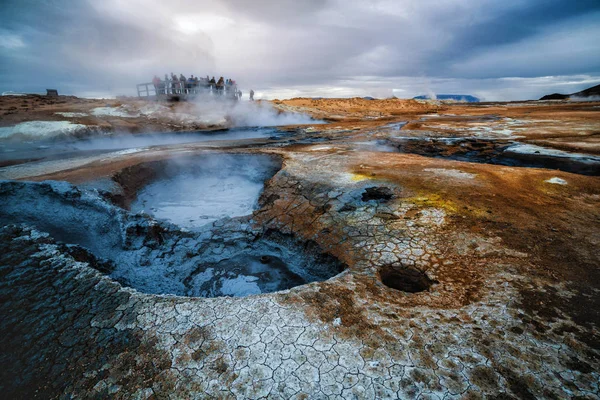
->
[0, 162, 345, 298]
[379, 265, 436, 293]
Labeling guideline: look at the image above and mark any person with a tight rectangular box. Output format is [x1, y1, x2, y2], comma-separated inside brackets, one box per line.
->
[152, 75, 161, 95]
[237, 90, 242, 100]
[217, 77, 225, 95]
[179, 74, 186, 93]
[164, 74, 170, 94]
[188, 75, 195, 93]
[171, 73, 178, 93]
[249, 89, 254, 101]
[210, 76, 216, 93]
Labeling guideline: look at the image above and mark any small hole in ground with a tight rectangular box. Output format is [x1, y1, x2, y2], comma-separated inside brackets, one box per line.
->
[379, 265, 436, 293]
[362, 186, 394, 202]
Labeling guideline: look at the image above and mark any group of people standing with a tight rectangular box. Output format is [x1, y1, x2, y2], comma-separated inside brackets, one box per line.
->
[152, 73, 254, 100]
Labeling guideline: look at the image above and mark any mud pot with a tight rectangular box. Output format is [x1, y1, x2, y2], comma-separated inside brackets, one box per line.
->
[123, 153, 282, 229]
[0, 156, 345, 297]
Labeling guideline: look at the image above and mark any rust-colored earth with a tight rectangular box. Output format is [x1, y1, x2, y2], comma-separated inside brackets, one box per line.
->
[0, 95, 599, 398]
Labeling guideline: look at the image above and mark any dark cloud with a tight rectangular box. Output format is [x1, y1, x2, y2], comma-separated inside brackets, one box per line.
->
[446, 0, 600, 50]
[0, 0, 599, 99]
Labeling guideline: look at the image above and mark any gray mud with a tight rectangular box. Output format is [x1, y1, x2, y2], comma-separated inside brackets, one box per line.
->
[127, 154, 282, 229]
[0, 179, 345, 297]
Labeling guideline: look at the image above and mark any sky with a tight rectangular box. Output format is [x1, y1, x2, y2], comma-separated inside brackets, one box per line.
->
[1, 0, 599, 100]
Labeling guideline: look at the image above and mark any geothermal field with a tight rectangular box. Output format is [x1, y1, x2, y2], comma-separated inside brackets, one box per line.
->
[0, 94, 598, 398]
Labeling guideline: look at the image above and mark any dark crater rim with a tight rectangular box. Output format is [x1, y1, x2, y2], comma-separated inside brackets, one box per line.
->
[378, 264, 437, 293]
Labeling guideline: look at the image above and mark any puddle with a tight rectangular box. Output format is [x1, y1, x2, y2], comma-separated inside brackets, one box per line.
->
[385, 122, 408, 131]
[0, 127, 282, 167]
[351, 140, 398, 153]
[188, 253, 306, 297]
[387, 137, 600, 176]
[128, 154, 280, 229]
[0, 176, 345, 298]
[183, 230, 344, 297]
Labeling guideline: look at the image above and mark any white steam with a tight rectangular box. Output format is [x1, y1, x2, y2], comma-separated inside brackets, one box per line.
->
[131, 154, 281, 229]
[67, 129, 279, 152]
[189, 96, 321, 127]
[0, 121, 89, 140]
[425, 89, 437, 100]
[569, 95, 600, 102]
[122, 96, 320, 128]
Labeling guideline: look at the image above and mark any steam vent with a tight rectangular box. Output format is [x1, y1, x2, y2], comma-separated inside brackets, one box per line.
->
[1, 93, 599, 399]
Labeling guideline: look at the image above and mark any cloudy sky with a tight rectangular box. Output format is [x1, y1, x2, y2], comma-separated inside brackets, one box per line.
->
[1, 0, 599, 100]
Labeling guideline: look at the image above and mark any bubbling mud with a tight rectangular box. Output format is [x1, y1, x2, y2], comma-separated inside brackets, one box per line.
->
[127, 154, 281, 229]
[182, 230, 345, 297]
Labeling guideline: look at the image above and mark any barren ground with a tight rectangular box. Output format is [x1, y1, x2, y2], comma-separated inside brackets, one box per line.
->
[0, 96, 599, 399]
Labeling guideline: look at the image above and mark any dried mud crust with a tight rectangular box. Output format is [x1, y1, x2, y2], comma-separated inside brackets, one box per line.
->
[1, 99, 600, 398]
[258, 150, 599, 397]
[0, 226, 176, 398]
[2, 165, 599, 398]
[401, 103, 600, 155]
[0, 155, 599, 399]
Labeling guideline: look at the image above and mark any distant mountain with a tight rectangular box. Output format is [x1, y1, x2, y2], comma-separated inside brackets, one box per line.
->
[540, 84, 600, 100]
[540, 93, 569, 100]
[573, 84, 600, 98]
[413, 94, 480, 103]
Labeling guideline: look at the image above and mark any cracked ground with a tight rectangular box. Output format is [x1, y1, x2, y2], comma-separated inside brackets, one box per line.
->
[1, 98, 599, 399]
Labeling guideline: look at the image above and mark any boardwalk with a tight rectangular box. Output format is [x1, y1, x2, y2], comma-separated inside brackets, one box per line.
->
[137, 82, 239, 101]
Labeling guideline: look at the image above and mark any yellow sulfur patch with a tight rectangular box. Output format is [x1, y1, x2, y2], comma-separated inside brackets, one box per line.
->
[350, 173, 371, 182]
[407, 194, 459, 213]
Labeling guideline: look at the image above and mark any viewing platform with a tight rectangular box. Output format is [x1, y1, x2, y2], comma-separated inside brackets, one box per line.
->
[136, 82, 240, 101]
